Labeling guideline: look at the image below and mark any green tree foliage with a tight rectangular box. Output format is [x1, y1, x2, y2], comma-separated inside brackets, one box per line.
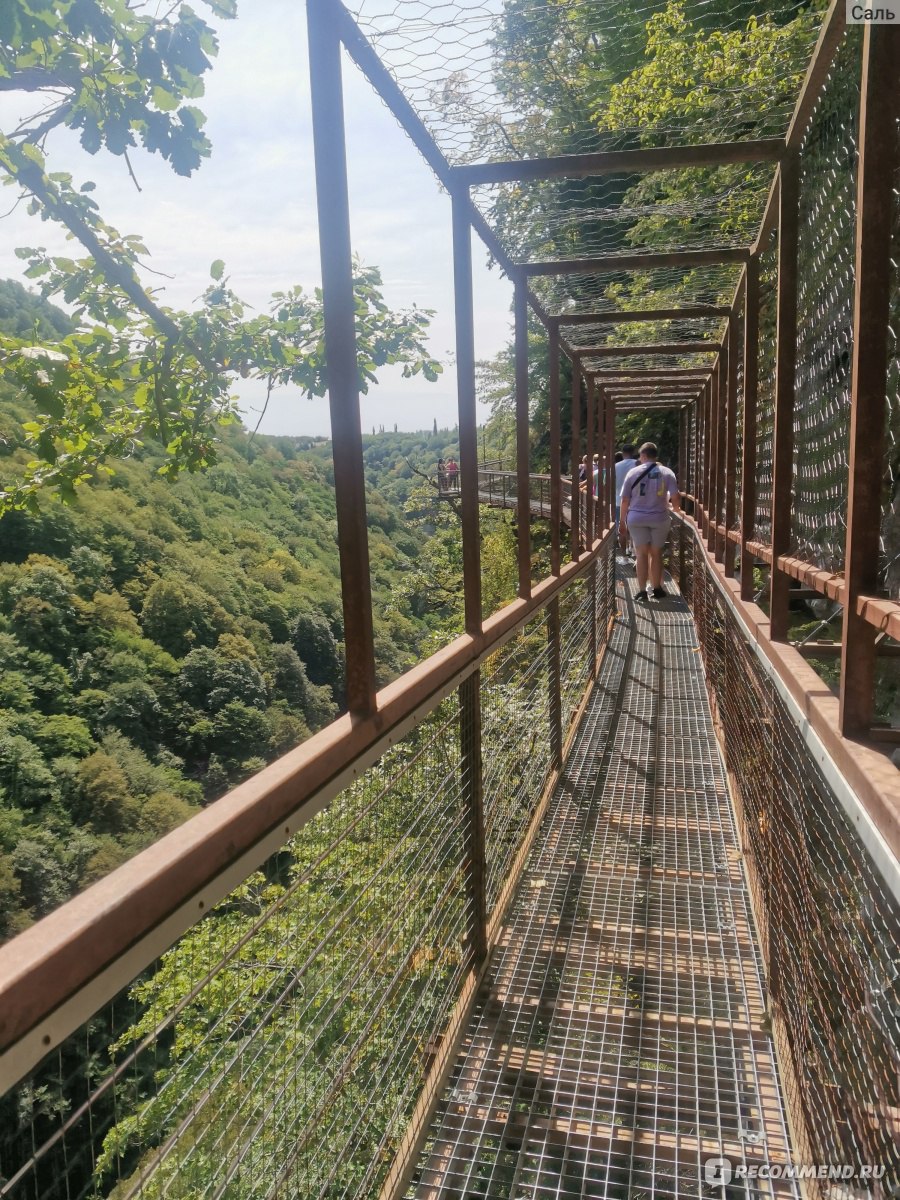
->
[0, 3, 442, 505]
[0, 287, 496, 939]
[477, 0, 820, 469]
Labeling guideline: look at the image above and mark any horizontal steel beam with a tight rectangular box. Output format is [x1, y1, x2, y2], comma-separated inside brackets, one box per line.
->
[595, 367, 713, 379]
[579, 342, 719, 357]
[454, 139, 785, 186]
[557, 307, 730, 324]
[524, 248, 750, 275]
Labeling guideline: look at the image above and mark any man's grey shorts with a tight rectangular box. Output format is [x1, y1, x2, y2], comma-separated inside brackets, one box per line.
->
[627, 515, 671, 548]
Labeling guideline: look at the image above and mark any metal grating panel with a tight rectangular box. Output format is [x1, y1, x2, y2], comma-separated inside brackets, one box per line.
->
[407, 567, 797, 1199]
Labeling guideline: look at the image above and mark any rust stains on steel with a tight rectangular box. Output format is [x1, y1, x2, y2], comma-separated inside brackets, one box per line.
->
[740, 257, 760, 601]
[768, 154, 801, 641]
[308, 0, 377, 717]
[515, 273, 533, 598]
[451, 184, 483, 637]
[549, 323, 562, 576]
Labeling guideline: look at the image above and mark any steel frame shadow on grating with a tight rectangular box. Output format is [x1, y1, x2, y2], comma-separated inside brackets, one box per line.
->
[406, 568, 797, 1199]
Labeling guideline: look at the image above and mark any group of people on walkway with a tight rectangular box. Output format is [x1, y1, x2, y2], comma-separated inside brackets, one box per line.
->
[437, 441, 679, 603]
[436, 457, 459, 492]
[615, 442, 680, 602]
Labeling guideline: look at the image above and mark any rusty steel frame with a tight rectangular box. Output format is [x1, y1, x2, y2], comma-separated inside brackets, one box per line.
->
[740, 256, 760, 601]
[308, 0, 377, 717]
[4, 8, 899, 1196]
[515, 272, 533, 597]
[524, 248, 750, 274]
[452, 138, 784, 185]
[575, 342, 720, 356]
[452, 183, 483, 636]
[549, 323, 562, 575]
[570, 356, 582, 558]
[724, 286, 741, 576]
[598, 368, 713, 378]
[585, 372, 595, 545]
[768, 154, 801, 640]
[557, 306, 730, 324]
[839, 25, 900, 737]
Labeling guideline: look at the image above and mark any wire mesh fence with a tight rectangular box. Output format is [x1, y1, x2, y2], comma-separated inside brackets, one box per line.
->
[791, 33, 861, 575]
[754, 229, 778, 548]
[1, 694, 470, 1200]
[559, 573, 594, 740]
[689, 537, 900, 1197]
[0, 547, 615, 1200]
[349, 0, 821, 165]
[883, 111, 900, 599]
[481, 610, 554, 917]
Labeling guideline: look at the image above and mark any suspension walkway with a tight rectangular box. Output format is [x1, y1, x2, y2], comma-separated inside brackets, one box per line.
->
[408, 566, 795, 1198]
[1, 2, 899, 1198]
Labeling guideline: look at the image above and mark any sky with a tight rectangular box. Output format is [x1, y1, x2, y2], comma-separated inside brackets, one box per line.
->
[0, 0, 515, 438]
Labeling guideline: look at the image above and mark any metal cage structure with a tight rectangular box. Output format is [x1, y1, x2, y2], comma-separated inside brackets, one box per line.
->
[0, 3, 899, 1199]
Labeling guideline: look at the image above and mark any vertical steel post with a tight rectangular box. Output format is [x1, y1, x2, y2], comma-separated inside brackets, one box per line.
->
[606, 388, 616, 530]
[741, 255, 761, 601]
[702, 378, 713, 534]
[585, 373, 595, 546]
[769, 153, 801, 640]
[451, 186, 483, 637]
[307, 0, 376, 717]
[839, 25, 900, 736]
[570, 359, 581, 559]
[459, 672, 487, 965]
[548, 597, 564, 768]
[707, 365, 720, 552]
[549, 323, 562, 576]
[715, 347, 728, 561]
[724, 285, 742, 578]
[514, 273, 532, 598]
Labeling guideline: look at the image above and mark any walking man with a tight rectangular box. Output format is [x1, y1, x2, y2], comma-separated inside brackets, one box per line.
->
[618, 442, 680, 601]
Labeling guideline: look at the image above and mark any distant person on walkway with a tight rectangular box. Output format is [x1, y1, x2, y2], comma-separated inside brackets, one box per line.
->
[618, 442, 680, 601]
[592, 453, 600, 500]
[578, 454, 588, 485]
[437, 458, 446, 491]
[614, 444, 639, 528]
[615, 443, 639, 556]
[446, 456, 459, 490]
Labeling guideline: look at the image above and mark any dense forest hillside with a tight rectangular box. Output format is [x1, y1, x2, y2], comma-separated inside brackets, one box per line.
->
[0, 281, 515, 940]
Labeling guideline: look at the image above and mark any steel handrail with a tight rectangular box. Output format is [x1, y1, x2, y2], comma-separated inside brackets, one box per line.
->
[0, 526, 613, 1089]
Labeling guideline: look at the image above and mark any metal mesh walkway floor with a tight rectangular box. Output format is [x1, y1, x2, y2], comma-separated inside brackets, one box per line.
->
[407, 568, 799, 1199]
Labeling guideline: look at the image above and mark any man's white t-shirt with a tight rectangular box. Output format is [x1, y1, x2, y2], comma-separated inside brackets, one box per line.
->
[615, 456, 639, 502]
[620, 461, 679, 520]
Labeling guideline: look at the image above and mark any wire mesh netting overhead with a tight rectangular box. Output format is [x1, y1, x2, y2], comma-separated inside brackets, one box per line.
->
[470, 167, 772, 266]
[349, 0, 825, 164]
[533, 262, 745, 331]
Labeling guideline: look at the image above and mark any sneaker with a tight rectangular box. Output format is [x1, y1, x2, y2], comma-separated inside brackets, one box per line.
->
[635, 589, 649, 601]
[652, 586, 667, 600]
